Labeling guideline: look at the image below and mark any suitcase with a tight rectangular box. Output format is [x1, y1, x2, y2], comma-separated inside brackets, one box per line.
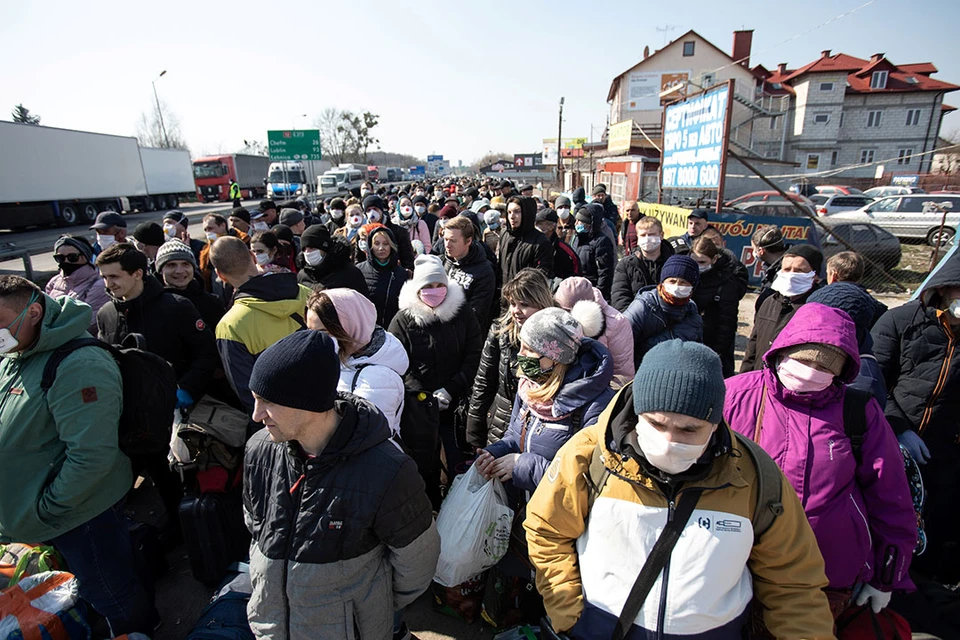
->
[186, 565, 254, 640]
[178, 490, 249, 586]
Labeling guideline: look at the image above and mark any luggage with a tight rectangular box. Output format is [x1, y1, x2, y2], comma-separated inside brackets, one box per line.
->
[186, 565, 254, 640]
[178, 491, 249, 586]
[836, 605, 911, 639]
[0, 545, 62, 588]
[0, 571, 90, 640]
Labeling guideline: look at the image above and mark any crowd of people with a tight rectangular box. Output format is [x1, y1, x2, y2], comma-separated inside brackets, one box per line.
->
[0, 174, 957, 639]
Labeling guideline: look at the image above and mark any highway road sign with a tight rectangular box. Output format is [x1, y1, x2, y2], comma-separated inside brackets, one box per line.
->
[267, 130, 322, 161]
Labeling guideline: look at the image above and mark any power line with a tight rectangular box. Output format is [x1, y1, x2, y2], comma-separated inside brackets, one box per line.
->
[725, 143, 960, 179]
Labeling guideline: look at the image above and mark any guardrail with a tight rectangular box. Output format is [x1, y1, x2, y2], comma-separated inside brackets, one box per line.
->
[0, 244, 33, 280]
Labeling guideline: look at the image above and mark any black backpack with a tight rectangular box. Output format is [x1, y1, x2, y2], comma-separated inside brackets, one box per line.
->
[41, 335, 178, 457]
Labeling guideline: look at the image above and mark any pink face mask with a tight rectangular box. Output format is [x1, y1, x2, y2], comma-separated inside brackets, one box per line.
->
[419, 286, 447, 308]
[776, 357, 835, 393]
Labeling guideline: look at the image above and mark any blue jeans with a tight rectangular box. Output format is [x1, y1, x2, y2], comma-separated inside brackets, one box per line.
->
[49, 502, 159, 636]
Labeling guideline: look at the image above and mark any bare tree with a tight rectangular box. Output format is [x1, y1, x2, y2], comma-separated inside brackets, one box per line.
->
[136, 98, 188, 150]
[314, 108, 350, 165]
[472, 152, 512, 170]
[11, 104, 40, 125]
[340, 111, 379, 163]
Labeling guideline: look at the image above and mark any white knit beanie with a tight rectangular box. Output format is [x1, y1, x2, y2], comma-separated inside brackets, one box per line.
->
[410, 254, 448, 291]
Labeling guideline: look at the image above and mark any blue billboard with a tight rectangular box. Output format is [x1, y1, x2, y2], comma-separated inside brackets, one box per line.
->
[661, 84, 730, 190]
[410, 166, 426, 177]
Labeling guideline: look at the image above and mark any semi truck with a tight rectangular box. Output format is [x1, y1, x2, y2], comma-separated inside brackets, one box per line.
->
[193, 154, 272, 203]
[0, 121, 195, 230]
[265, 160, 331, 200]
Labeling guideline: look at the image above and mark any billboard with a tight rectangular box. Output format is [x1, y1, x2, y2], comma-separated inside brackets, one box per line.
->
[542, 137, 588, 165]
[607, 120, 634, 154]
[661, 83, 732, 190]
[625, 70, 691, 111]
[410, 166, 425, 177]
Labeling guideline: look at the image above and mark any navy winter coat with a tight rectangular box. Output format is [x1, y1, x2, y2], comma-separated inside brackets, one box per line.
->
[623, 286, 703, 368]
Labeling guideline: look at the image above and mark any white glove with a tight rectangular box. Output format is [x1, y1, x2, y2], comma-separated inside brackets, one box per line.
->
[855, 584, 891, 613]
[433, 388, 452, 411]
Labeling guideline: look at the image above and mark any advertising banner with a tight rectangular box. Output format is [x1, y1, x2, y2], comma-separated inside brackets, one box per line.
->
[661, 83, 731, 190]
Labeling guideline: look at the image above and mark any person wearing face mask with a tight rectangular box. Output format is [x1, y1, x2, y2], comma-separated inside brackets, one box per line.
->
[571, 203, 615, 302]
[411, 194, 437, 239]
[44, 235, 110, 335]
[872, 252, 960, 588]
[392, 195, 432, 252]
[364, 194, 415, 270]
[162, 210, 206, 263]
[297, 225, 369, 295]
[254, 200, 279, 228]
[553, 195, 576, 244]
[198, 213, 247, 290]
[250, 231, 293, 274]
[624, 254, 703, 369]
[89, 211, 129, 256]
[751, 225, 787, 312]
[467, 269, 555, 449]
[689, 237, 748, 378]
[334, 203, 367, 247]
[535, 208, 580, 280]
[741, 244, 824, 373]
[524, 339, 835, 639]
[482, 208, 503, 253]
[131, 221, 165, 275]
[357, 224, 409, 327]
[726, 304, 917, 622]
[388, 254, 482, 508]
[324, 197, 348, 233]
[611, 217, 675, 313]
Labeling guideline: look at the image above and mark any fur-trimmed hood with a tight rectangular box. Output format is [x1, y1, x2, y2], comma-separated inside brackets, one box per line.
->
[397, 279, 467, 326]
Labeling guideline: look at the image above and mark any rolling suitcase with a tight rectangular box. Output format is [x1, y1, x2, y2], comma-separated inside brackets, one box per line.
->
[179, 490, 249, 586]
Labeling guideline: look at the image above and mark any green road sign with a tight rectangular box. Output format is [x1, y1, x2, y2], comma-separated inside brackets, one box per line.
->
[267, 129, 322, 161]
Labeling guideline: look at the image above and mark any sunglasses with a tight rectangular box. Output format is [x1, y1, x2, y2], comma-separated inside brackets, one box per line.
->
[54, 253, 85, 264]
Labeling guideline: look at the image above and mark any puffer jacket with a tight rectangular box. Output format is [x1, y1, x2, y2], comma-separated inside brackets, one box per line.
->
[486, 338, 614, 493]
[873, 252, 960, 449]
[338, 328, 409, 436]
[387, 280, 482, 403]
[497, 197, 554, 284]
[357, 226, 408, 328]
[244, 393, 439, 640]
[691, 249, 748, 378]
[466, 323, 518, 449]
[571, 205, 616, 301]
[610, 242, 675, 313]
[297, 236, 369, 296]
[740, 281, 824, 373]
[623, 286, 703, 368]
[44, 264, 111, 335]
[567, 286, 635, 384]
[725, 303, 916, 591]
[524, 384, 834, 639]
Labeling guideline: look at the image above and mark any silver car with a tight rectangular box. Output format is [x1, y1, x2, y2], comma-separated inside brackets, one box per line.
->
[829, 194, 960, 245]
[863, 186, 926, 198]
[809, 194, 875, 216]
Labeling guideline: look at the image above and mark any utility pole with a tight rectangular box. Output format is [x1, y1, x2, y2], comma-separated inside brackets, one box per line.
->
[557, 97, 565, 189]
[152, 70, 170, 148]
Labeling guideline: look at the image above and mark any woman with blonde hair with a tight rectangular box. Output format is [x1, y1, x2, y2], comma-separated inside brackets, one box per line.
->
[466, 268, 556, 449]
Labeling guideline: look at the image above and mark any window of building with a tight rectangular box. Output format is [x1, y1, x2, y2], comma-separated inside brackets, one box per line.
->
[870, 70, 888, 89]
[765, 151, 779, 158]
[906, 109, 922, 126]
[831, 151, 839, 166]
[897, 149, 913, 165]
[770, 115, 779, 130]
[611, 174, 627, 202]
[814, 114, 830, 124]
[819, 82, 834, 92]
[867, 111, 883, 127]
[682, 41, 695, 56]
[860, 149, 876, 164]
[839, 112, 844, 127]
[701, 72, 715, 87]
[806, 154, 820, 170]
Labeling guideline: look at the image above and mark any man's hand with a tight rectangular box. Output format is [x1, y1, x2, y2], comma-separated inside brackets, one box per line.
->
[474, 449, 496, 479]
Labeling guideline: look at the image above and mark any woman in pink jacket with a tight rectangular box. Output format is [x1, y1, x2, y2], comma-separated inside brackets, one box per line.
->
[392, 195, 432, 254]
[44, 235, 110, 335]
[724, 303, 916, 618]
[555, 276, 635, 387]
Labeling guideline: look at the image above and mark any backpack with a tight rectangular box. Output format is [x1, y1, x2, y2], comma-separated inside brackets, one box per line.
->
[41, 335, 178, 457]
[584, 430, 785, 541]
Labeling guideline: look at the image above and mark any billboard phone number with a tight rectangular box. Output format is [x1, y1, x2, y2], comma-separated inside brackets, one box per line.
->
[662, 164, 720, 188]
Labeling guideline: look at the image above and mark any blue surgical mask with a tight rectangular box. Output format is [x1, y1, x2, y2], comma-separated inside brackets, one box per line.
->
[575, 223, 588, 234]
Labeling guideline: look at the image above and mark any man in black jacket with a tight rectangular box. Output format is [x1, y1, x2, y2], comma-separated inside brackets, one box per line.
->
[497, 196, 554, 285]
[443, 216, 496, 332]
[244, 330, 439, 640]
[571, 203, 615, 301]
[611, 217, 674, 312]
[752, 225, 787, 312]
[591, 184, 620, 228]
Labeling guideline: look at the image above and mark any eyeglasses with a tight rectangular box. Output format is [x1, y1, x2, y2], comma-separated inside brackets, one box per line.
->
[53, 253, 84, 264]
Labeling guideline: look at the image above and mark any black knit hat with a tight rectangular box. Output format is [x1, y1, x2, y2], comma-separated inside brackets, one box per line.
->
[249, 331, 339, 414]
[412, 195, 429, 207]
[301, 224, 334, 251]
[633, 340, 725, 424]
[661, 254, 700, 287]
[133, 222, 165, 247]
[362, 194, 386, 212]
[784, 244, 824, 273]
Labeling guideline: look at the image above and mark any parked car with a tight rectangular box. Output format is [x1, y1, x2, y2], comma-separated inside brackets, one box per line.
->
[810, 194, 876, 216]
[815, 185, 864, 195]
[726, 190, 813, 207]
[863, 185, 926, 198]
[818, 221, 901, 273]
[829, 194, 960, 246]
[733, 201, 818, 218]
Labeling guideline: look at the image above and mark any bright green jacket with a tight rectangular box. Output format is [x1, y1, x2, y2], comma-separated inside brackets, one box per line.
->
[0, 295, 132, 543]
[229, 182, 241, 199]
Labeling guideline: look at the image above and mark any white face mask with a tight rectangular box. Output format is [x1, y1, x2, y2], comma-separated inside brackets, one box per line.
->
[698, 263, 713, 274]
[366, 209, 382, 223]
[361, 190, 372, 198]
[254, 252, 271, 266]
[638, 235, 661, 252]
[320, 213, 331, 225]
[556, 207, 571, 221]
[663, 282, 693, 298]
[348, 214, 364, 228]
[252, 221, 269, 232]
[949, 299, 960, 319]
[97, 234, 116, 251]
[635, 415, 713, 475]
[331, 209, 345, 220]
[414, 205, 427, 215]
[400, 206, 414, 218]
[358, 240, 368, 252]
[0, 293, 37, 355]
[771, 270, 816, 297]
[163, 223, 177, 239]
[205, 232, 218, 243]
[303, 249, 323, 266]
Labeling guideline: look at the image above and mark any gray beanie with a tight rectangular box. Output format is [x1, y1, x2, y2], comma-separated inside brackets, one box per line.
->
[155, 239, 197, 271]
[519, 307, 583, 365]
[53, 236, 94, 263]
[632, 340, 725, 424]
[411, 254, 448, 291]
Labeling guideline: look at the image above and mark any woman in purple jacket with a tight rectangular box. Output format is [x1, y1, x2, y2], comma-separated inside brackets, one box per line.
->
[724, 302, 915, 617]
[44, 235, 110, 335]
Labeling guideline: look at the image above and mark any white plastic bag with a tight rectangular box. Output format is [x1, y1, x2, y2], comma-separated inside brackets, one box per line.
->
[433, 465, 515, 587]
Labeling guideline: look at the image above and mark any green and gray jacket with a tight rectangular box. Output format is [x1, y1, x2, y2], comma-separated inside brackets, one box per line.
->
[0, 295, 132, 543]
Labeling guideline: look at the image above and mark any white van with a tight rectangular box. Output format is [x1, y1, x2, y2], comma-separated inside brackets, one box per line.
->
[319, 169, 365, 196]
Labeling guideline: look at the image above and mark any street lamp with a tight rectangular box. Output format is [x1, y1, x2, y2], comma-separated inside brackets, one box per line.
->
[557, 97, 565, 185]
[151, 70, 170, 148]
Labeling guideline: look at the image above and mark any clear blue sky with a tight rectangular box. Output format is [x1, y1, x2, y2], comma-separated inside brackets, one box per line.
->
[3, 0, 958, 165]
